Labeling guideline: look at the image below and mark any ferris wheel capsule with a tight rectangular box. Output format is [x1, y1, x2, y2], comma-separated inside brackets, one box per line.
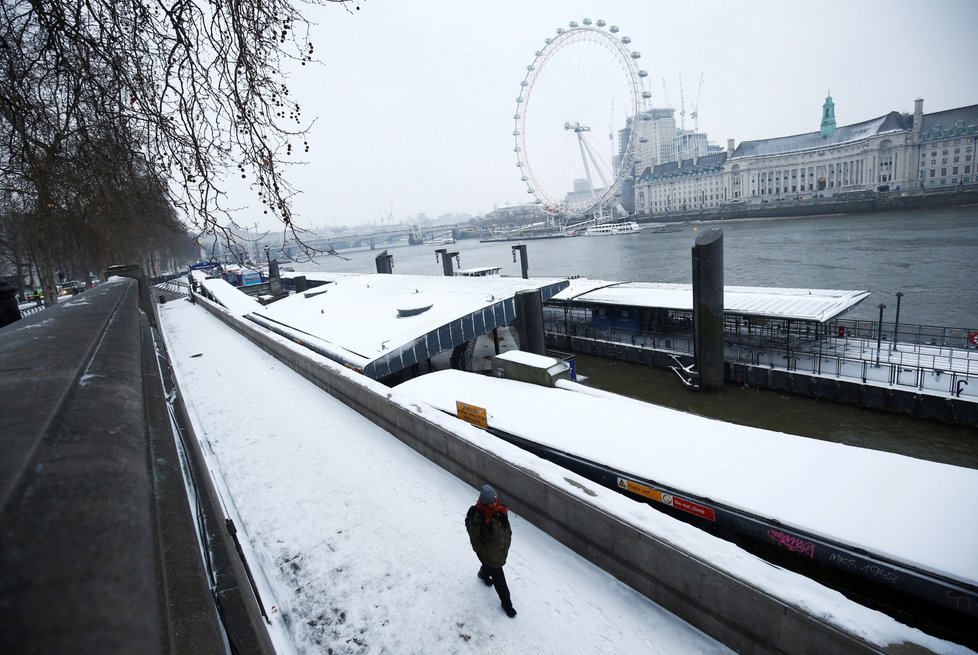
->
[556, 27, 565, 34]
[596, 19, 606, 27]
[638, 69, 648, 77]
[609, 25, 619, 33]
[631, 51, 641, 59]
[621, 36, 631, 44]
[569, 21, 578, 28]
[583, 18, 592, 25]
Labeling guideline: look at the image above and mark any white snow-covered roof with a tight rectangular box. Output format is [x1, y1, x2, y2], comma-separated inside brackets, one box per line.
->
[253, 273, 569, 378]
[551, 279, 871, 322]
[495, 349, 563, 368]
[199, 278, 264, 316]
[398, 369, 978, 588]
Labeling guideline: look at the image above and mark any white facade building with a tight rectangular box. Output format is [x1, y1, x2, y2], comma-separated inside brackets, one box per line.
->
[672, 131, 710, 162]
[635, 153, 728, 214]
[634, 97, 978, 215]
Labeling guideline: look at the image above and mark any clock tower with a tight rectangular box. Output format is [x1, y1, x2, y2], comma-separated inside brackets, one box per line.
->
[820, 92, 837, 139]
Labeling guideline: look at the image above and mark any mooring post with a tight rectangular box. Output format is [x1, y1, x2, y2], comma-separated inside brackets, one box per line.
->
[514, 289, 546, 355]
[512, 244, 529, 279]
[692, 228, 724, 391]
[440, 251, 458, 277]
[375, 250, 394, 274]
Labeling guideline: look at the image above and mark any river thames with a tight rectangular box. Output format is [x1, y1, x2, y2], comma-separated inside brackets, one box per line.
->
[293, 207, 978, 467]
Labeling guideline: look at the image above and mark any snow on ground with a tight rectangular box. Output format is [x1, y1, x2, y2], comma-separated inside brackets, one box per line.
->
[159, 294, 975, 655]
[158, 297, 734, 654]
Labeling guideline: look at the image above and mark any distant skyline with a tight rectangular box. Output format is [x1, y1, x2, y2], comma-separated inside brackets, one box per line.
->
[231, 0, 978, 231]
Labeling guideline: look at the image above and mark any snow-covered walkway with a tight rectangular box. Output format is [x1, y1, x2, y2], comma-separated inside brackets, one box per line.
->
[158, 297, 734, 654]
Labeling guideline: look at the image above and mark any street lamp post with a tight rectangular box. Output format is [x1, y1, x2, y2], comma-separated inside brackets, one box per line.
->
[892, 291, 904, 351]
[875, 302, 886, 366]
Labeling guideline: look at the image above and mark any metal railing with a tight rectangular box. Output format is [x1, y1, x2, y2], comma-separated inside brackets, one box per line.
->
[544, 309, 978, 399]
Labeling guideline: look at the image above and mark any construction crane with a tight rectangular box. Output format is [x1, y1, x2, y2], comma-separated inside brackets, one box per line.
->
[690, 72, 704, 132]
[660, 79, 671, 108]
[678, 73, 686, 131]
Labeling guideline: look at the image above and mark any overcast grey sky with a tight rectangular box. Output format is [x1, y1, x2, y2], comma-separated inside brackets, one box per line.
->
[251, 0, 978, 231]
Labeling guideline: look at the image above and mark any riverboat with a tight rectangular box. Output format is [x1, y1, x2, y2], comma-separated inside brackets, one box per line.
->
[584, 221, 643, 236]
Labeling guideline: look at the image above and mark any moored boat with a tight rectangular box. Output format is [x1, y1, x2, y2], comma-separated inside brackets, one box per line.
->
[584, 221, 643, 236]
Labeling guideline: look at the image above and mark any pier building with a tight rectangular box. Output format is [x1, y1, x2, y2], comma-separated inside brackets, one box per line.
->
[542, 277, 978, 424]
[196, 271, 568, 381]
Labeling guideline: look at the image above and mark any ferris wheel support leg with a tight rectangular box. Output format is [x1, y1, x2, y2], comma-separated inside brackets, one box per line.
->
[576, 133, 596, 195]
[580, 135, 612, 189]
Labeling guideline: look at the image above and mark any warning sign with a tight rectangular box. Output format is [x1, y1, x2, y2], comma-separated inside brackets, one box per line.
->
[617, 478, 715, 521]
[455, 401, 488, 429]
[617, 477, 662, 503]
[668, 496, 717, 522]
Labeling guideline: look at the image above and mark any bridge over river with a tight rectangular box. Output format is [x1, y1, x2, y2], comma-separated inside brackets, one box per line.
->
[289, 222, 474, 253]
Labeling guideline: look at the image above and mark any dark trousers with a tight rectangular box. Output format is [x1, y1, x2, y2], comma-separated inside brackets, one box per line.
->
[479, 564, 512, 607]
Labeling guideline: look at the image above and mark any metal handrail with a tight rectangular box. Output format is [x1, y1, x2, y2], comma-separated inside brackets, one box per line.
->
[544, 312, 978, 399]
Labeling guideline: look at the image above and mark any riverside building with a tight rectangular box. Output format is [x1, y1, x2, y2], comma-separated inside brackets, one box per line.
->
[633, 96, 978, 215]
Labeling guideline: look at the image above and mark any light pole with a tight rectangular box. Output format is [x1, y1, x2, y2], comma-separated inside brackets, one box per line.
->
[875, 302, 886, 366]
[892, 291, 904, 351]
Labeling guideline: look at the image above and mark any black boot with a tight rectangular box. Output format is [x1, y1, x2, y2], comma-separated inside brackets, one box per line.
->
[502, 603, 517, 618]
[477, 569, 493, 587]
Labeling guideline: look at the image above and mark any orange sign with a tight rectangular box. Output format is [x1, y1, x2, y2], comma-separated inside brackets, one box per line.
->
[617, 477, 662, 503]
[455, 401, 488, 429]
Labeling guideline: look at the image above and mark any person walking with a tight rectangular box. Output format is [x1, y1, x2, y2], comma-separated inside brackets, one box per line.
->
[465, 484, 517, 618]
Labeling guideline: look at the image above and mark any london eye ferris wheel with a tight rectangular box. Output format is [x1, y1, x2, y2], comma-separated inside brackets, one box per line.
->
[514, 19, 650, 217]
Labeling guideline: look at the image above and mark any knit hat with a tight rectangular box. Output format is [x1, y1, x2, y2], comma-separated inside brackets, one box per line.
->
[479, 484, 497, 505]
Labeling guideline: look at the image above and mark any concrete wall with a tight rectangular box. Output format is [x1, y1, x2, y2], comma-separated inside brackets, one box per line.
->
[0, 281, 274, 654]
[189, 295, 936, 655]
[0, 281, 220, 653]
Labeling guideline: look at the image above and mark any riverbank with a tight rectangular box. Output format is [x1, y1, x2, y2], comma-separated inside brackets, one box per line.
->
[632, 187, 978, 224]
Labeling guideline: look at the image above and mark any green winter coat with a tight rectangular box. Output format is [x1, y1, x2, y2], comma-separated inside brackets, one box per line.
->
[465, 504, 512, 567]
